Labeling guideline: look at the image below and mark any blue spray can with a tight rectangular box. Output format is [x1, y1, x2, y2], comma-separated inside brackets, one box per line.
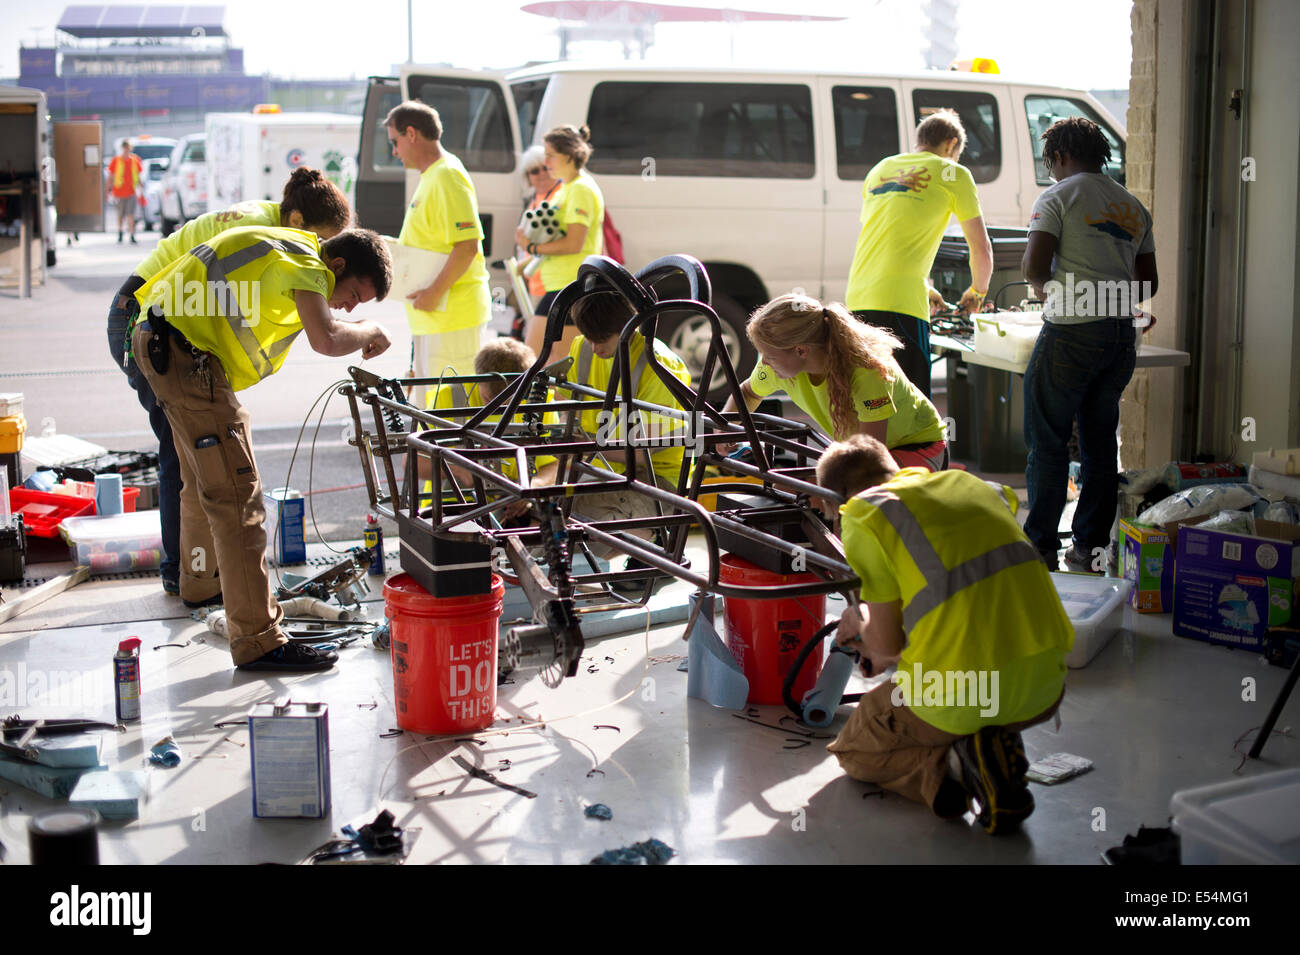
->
[114, 637, 142, 722]
[364, 513, 385, 576]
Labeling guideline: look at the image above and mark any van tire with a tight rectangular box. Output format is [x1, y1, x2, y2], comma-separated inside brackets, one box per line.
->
[658, 292, 756, 407]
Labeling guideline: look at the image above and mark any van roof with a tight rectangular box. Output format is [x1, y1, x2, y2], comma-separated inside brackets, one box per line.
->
[495, 61, 1094, 95]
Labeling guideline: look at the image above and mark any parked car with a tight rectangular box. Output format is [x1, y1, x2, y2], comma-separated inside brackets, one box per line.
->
[129, 134, 177, 165]
[160, 133, 207, 235]
[141, 157, 167, 231]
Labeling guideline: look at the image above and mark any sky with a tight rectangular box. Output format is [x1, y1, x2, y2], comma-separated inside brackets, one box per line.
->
[0, 0, 1134, 91]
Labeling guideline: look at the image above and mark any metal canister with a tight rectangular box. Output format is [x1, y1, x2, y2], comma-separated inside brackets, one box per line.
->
[114, 637, 142, 722]
[364, 513, 385, 576]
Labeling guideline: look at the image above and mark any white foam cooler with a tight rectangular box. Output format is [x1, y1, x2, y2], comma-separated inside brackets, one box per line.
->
[1171, 769, 1300, 864]
[1051, 572, 1132, 668]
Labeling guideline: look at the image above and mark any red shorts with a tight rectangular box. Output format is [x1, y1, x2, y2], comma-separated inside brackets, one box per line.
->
[891, 438, 948, 472]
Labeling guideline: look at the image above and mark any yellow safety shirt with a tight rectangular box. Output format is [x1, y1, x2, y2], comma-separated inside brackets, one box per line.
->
[399, 153, 491, 336]
[428, 380, 559, 482]
[135, 225, 334, 392]
[845, 152, 982, 321]
[566, 332, 693, 488]
[748, 361, 944, 446]
[840, 467, 1071, 735]
[540, 170, 604, 292]
[134, 201, 279, 282]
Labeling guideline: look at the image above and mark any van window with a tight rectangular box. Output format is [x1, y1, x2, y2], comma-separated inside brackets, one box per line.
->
[181, 140, 205, 163]
[408, 75, 514, 173]
[911, 90, 1001, 183]
[832, 86, 900, 181]
[587, 81, 814, 178]
[1024, 95, 1125, 186]
[370, 85, 403, 173]
[511, 78, 549, 147]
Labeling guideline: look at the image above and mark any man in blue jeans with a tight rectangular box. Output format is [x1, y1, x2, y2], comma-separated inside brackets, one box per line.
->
[1021, 117, 1158, 572]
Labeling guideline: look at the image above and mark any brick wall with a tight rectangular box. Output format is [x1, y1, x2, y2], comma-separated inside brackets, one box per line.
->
[1120, 0, 1160, 469]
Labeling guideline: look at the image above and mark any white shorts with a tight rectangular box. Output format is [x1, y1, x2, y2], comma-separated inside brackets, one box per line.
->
[411, 324, 487, 412]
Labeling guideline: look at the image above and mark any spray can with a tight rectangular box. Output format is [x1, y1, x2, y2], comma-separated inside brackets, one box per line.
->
[364, 512, 385, 576]
[114, 637, 143, 722]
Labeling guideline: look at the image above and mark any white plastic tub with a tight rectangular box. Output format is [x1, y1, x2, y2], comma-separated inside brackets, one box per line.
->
[60, 510, 164, 572]
[1171, 769, 1300, 864]
[1051, 572, 1132, 668]
[973, 312, 1043, 365]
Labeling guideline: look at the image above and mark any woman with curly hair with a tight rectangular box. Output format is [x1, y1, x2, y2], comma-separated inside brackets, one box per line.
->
[726, 293, 948, 471]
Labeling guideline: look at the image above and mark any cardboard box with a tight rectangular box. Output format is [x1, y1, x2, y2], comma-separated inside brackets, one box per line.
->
[1120, 519, 1175, 612]
[1172, 520, 1300, 652]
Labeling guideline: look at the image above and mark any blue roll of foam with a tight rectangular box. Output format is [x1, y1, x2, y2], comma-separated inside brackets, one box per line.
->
[95, 473, 123, 516]
[800, 644, 857, 727]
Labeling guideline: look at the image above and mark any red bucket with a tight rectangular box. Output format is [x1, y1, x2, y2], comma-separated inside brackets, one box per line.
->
[383, 572, 505, 735]
[719, 553, 826, 705]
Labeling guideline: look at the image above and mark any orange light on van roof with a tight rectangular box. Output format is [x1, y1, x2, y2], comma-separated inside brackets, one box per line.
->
[949, 57, 1000, 74]
[253, 103, 282, 114]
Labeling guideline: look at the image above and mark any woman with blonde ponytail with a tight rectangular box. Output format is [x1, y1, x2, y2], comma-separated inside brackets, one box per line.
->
[727, 293, 949, 471]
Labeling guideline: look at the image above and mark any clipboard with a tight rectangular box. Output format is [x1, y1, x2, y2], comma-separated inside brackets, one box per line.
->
[382, 237, 449, 311]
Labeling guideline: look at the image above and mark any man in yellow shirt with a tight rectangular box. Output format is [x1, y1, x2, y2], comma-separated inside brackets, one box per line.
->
[814, 434, 1072, 833]
[132, 226, 392, 672]
[386, 101, 492, 410]
[845, 110, 993, 398]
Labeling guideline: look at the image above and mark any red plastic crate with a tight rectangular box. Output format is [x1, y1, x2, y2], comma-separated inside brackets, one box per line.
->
[8, 489, 95, 537]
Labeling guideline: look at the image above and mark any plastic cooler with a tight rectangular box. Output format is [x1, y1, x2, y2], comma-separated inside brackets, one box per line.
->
[1171, 769, 1300, 864]
[1050, 572, 1132, 668]
[60, 511, 164, 571]
[8, 488, 95, 537]
[972, 312, 1043, 365]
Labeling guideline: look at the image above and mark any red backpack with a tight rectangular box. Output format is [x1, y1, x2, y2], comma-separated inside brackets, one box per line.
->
[602, 209, 625, 264]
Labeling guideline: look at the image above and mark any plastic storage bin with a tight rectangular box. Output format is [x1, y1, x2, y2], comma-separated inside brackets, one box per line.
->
[1051, 572, 1133, 668]
[973, 312, 1043, 365]
[60, 511, 164, 571]
[8, 488, 95, 537]
[1171, 769, 1300, 864]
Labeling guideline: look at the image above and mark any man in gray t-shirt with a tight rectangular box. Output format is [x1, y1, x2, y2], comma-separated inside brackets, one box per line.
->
[1020, 118, 1159, 571]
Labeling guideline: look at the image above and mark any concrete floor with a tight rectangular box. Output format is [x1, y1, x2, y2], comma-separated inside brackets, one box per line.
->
[1, 535, 1296, 866]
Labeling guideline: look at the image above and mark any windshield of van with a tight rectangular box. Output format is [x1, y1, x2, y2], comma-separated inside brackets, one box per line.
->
[1024, 95, 1125, 185]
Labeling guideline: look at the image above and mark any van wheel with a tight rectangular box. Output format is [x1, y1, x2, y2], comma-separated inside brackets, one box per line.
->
[658, 293, 756, 407]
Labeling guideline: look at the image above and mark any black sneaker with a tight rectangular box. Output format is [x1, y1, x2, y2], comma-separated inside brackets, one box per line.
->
[236, 642, 338, 672]
[162, 578, 180, 597]
[952, 726, 1034, 835]
[183, 592, 224, 609]
[610, 557, 668, 596]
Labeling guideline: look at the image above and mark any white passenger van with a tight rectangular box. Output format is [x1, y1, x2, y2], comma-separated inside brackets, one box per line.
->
[355, 64, 1125, 399]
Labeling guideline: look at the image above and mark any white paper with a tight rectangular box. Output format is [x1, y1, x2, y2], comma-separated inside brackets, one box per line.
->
[383, 237, 449, 311]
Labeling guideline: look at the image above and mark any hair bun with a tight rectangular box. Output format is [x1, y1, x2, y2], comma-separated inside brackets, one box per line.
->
[291, 167, 323, 184]
[578, 124, 591, 141]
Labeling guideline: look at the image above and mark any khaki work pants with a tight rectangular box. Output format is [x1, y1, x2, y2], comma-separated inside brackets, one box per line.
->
[131, 324, 286, 665]
[827, 680, 1063, 811]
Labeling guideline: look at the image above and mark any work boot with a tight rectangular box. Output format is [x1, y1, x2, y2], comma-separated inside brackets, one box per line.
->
[130, 234, 137, 245]
[236, 642, 338, 672]
[953, 726, 1034, 835]
[183, 591, 224, 609]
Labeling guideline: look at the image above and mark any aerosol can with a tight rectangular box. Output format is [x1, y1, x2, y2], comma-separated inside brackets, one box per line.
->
[364, 513, 385, 576]
[114, 637, 143, 722]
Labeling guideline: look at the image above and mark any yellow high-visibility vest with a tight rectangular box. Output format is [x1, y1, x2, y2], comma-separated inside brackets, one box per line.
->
[135, 225, 334, 391]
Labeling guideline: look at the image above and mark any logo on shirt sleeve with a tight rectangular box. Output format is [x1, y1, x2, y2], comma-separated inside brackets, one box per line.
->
[575, 207, 589, 217]
[455, 220, 475, 230]
[1085, 201, 1141, 241]
[862, 396, 890, 410]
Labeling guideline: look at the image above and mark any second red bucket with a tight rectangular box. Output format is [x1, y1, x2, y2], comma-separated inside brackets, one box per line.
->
[719, 553, 826, 705]
[383, 572, 505, 735]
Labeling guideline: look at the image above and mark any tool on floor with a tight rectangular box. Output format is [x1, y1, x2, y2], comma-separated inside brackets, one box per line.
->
[276, 547, 371, 608]
[0, 565, 90, 625]
[1, 716, 123, 763]
[114, 637, 143, 723]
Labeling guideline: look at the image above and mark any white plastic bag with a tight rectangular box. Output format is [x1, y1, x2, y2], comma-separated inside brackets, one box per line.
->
[1137, 483, 1261, 525]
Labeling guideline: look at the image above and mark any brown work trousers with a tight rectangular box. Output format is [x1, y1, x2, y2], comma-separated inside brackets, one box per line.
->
[132, 324, 286, 665]
[827, 680, 1064, 812]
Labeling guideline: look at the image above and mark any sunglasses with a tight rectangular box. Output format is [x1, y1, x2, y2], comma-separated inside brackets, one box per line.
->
[526, 166, 545, 175]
